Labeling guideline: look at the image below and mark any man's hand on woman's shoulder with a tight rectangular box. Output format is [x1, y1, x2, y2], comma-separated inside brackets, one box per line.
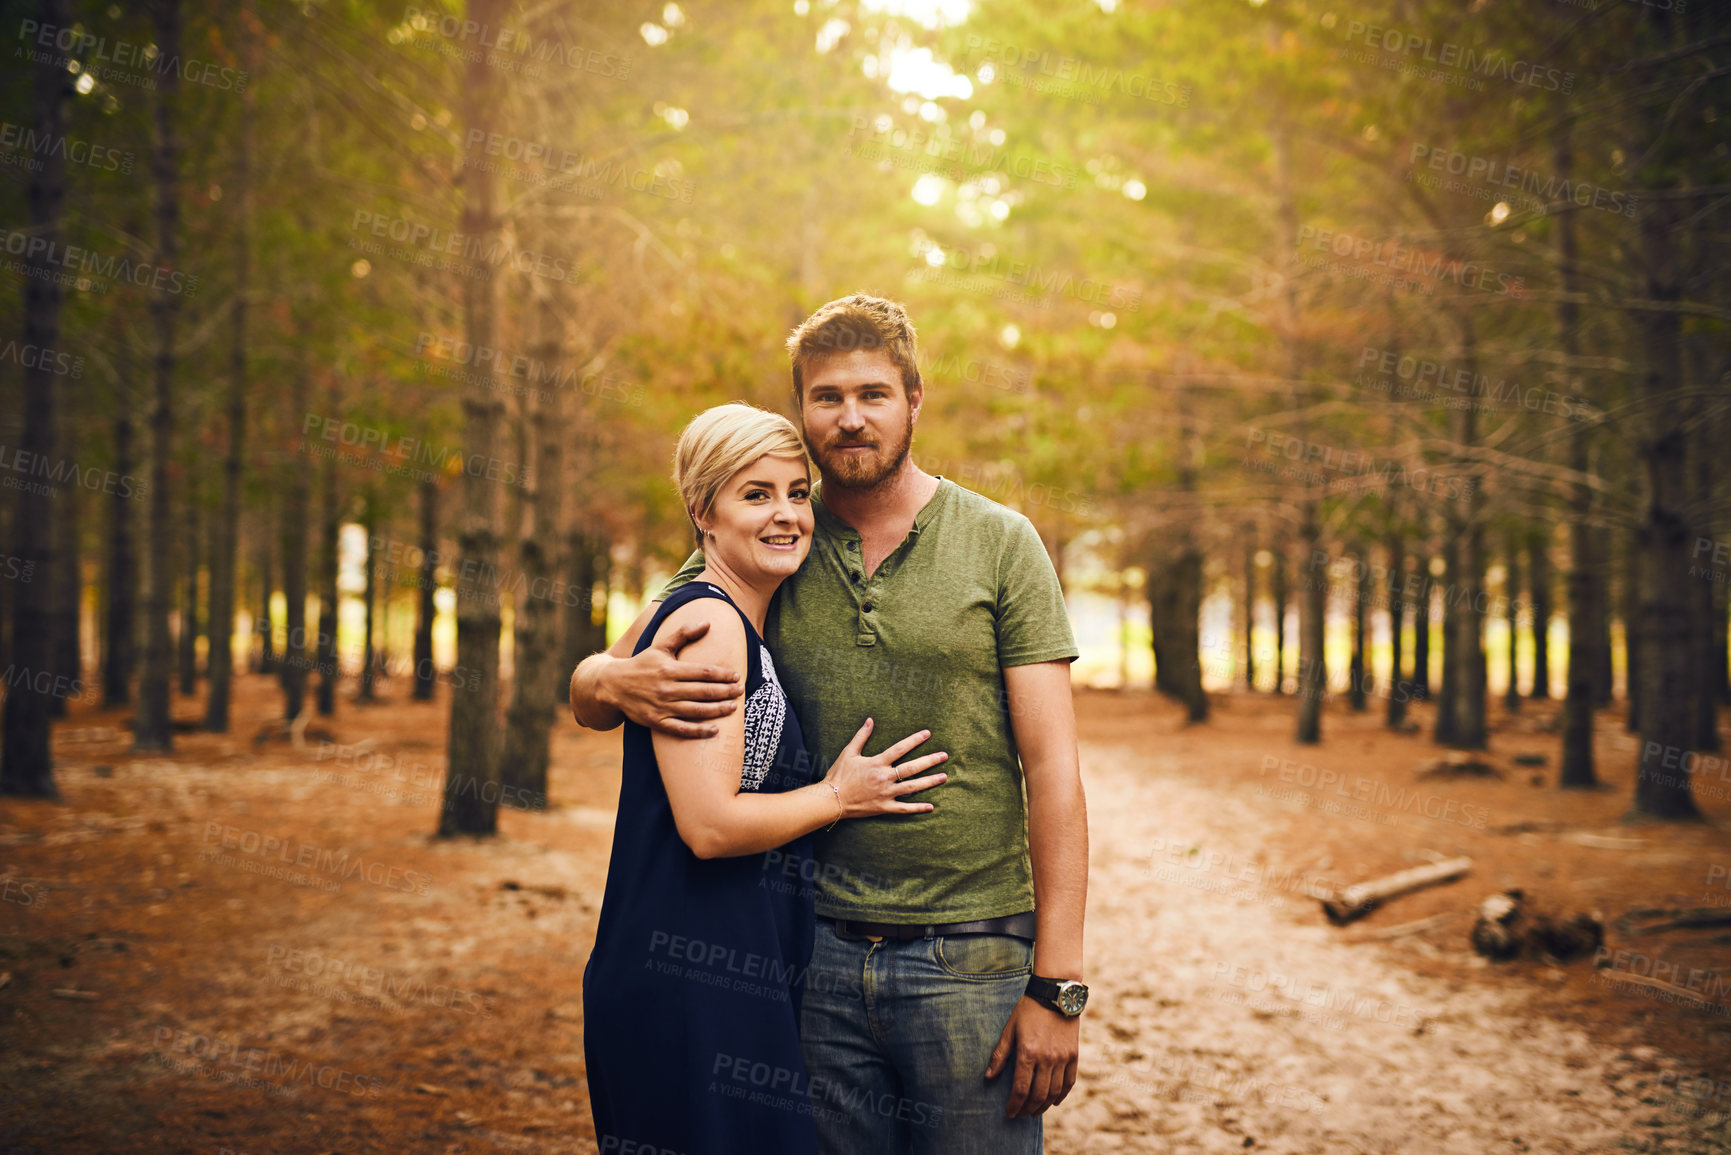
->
[598, 599, 747, 739]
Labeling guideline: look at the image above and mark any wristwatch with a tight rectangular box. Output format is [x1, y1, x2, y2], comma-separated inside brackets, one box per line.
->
[1025, 974, 1089, 1017]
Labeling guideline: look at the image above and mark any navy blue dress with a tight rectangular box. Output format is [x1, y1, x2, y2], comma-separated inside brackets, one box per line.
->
[583, 581, 820, 1155]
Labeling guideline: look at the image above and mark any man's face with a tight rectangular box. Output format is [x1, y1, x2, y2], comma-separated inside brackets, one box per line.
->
[800, 349, 921, 489]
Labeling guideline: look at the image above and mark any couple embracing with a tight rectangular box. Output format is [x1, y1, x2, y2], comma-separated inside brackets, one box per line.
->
[570, 294, 1089, 1155]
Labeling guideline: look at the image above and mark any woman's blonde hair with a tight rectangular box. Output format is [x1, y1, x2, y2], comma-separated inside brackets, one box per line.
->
[673, 403, 812, 545]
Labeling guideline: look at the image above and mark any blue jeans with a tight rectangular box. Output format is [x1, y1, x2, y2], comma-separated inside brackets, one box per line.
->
[797, 920, 1042, 1155]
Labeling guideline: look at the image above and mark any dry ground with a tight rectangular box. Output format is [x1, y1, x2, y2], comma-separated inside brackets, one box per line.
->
[1, 673, 1728, 1154]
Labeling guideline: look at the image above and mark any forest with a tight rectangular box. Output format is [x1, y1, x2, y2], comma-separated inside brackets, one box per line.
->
[2, 1, 1729, 1152]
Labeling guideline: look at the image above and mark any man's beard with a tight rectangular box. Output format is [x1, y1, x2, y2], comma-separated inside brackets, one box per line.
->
[816, 414, 914, 489]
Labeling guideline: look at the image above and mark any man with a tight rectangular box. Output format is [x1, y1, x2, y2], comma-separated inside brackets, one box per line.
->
[570, 294, 1088, 1154]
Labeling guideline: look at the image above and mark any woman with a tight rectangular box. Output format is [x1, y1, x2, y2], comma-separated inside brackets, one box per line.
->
[582, 403, 949, 1155]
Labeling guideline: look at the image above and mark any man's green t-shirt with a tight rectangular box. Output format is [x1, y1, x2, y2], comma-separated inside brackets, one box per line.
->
[656, 476, 1078, 923]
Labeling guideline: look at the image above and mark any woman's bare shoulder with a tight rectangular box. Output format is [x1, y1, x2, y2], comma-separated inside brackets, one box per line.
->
[653, 592, 747, 664]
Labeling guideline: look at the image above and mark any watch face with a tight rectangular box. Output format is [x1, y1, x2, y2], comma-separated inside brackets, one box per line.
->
[1057, 983, 1088, 1016]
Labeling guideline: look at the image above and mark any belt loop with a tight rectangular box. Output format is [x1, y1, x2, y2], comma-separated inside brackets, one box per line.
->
[924, 924, 935, 940]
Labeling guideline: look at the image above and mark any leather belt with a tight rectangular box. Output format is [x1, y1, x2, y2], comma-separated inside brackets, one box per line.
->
[822, 910, 1036, 942]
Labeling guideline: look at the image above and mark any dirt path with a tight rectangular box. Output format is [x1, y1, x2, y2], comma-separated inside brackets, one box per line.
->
[1050, 698, 1729, 1154]
[1, 676, 1727, 1153]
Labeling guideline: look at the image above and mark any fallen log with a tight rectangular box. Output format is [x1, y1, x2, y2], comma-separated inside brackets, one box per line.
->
[1618, 907, 1731, 937]
[1321, 857, 1471, 926]
[1345, 911, 1459, 943]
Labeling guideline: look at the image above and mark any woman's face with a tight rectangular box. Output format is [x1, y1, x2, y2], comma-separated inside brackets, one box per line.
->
[699, 453, 814, 583]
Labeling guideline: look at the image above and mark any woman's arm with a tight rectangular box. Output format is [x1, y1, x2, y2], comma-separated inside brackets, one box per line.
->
[651, 599, 949, 859]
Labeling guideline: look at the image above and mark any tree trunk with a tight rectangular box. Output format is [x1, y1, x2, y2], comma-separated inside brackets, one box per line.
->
[1435, 532, 1460, 747]
[1686, 339, 1721, 752]
[562, 528, 596, 676]
[1714, 577, 1730, 708]
[134, 0, 183, 753]
[1623, 530, 1641, 732]
[280, 305, 312, 722]
[413, 479, 438, 701]
[1504, 529, 1521, 713]
[1148, 556, 1174, 697]
[1295, 513, 1326, 743]
[0, 0, 72, 796]
[1449, 332, 1488, 749]
[314, 398, 341, 717]
[440, 0, 508, 838]
[1591, 533, 1614, 708]
[1628, 188, 1702, 820]
[205, 33, 250, 731]
[256, 511, 277, 675]
[1411, 550, 1431, 700]
[1529, 530, 1552, 701]
[1349, 541, 1368, 712]
[1241, 529, 1256, 692]
[359, 497, 379, 703]
[1170, 545, 1207, 722]
[1273, 128, 1318, 739]
[1555, 114, 1600, 787]
[48, 470, 80, 718]
[1387, 530, 1407, 729]
[1271, 541, 1287, 695]
[177, 500, 200, 695]
[103, 366, 138, 704]
[502, 293, 566, 810]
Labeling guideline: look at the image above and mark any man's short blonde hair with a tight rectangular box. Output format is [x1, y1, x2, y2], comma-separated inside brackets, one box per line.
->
[673, 403, 812, 545]
[786, 293, 921, 403]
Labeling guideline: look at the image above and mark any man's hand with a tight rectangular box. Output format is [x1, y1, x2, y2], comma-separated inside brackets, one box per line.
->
[985, 996, 1080, 1118]
[605, 619, 745, 738]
